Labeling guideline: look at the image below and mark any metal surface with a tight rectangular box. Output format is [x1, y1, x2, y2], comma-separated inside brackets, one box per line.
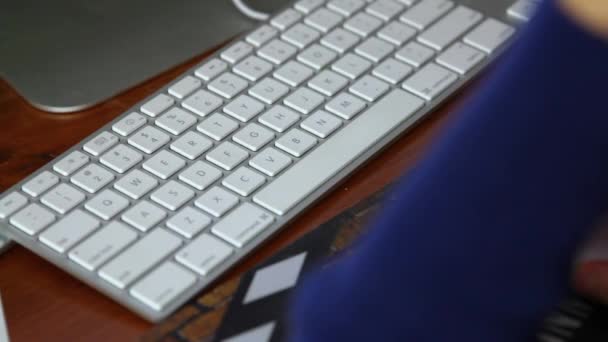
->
[0, 0, 524, 321]
[0, 1, 264, 113]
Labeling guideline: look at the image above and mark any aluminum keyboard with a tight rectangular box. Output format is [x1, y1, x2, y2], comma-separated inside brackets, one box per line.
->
[0, 0, 529, 321]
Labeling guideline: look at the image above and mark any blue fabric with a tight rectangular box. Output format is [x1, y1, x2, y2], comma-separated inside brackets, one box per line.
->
[290, 1, 608, 341]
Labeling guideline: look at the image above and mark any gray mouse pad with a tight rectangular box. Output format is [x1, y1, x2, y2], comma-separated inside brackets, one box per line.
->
[0, 0, 268, 113]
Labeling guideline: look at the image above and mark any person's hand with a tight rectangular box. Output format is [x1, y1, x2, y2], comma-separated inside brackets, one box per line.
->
[560, 0, 608, 38]
[574, 224, 608, 303]
[560, 0, 608, 304]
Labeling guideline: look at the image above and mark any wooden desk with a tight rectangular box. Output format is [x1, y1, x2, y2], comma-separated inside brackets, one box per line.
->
[0, 46, 461, 341]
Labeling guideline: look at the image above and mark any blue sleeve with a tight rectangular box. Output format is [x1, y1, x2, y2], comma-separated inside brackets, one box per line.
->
[290, 2, 608, 341]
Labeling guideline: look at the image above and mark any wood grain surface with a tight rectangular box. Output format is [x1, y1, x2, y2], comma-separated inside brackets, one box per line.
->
[0, 44, 469, 341]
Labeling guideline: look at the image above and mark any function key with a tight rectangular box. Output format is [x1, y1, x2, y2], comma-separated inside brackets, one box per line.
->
[112, 112, 147, 137]
[271, 9, 303, 30]
[220, 41, 254, 64]
[294, 0, 325, 14]
[140, 93, 175, 117]
[83, 131, 119, 157]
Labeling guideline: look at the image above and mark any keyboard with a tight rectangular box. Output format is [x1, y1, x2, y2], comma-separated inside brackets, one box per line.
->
[0, 0, 534, 321]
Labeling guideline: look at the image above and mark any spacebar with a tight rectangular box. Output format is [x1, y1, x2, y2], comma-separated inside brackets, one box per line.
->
[253, 89, 424, 215]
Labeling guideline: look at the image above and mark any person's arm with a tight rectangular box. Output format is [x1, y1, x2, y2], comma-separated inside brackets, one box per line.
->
[290, 1, 608, 341]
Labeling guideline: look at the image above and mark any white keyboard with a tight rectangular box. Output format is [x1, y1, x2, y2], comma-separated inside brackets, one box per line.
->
[0, 0, 528, 321]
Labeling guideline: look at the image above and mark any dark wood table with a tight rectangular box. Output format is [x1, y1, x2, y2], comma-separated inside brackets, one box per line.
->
[0, 45, 464, 341]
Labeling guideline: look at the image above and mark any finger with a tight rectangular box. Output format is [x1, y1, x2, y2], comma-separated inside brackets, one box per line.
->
[574, 261, 608, 304]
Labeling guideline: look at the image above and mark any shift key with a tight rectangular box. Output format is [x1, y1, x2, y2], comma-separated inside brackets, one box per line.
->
[99, 229, 181, 289]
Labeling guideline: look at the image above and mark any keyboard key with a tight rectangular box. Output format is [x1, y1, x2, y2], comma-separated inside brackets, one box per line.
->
[344, 12, 383, 37]
[170, 131, 212, 160]
[273, 60, 314, 87]
[301, 110, 342, 138]
[112, 112, 147, 137]
[167, 206, 211, 238]
[437, 42, 485, 74]
[179, 161, 223, 191]
[507, 0, 538, 22]
[366, 0, 406, 21]
[304, 8, 343, 33]
[168, 75, 201, 99]
[114, 169, 158, 200]
[464, 18, 515, 54]
[396, 41, 435, 67]
[222, 167, 266, 196]
[349, 75, 390, 101]
[234, 56, 273, 82]
[320, 28, 360, 53]
[308, 70, 349, 97]
[258, 105, 300, 133]
[131, 262, 196, 311]
[22, 171, 59, 197]
[400, 0, 454, 30]
[128, 126, 171, 154]
[328, 0, 366, 16]
[53, 151, 90, 176]
[155, 107, 197, 135]
[417, 6, 482, 50]
[10, 203, 55, 235]
[99, 228, 182, 289]
[254, 89, 424, 215]
[71, 164, 115, 193]
[197, 113, 239, 141]
[83, 131, 119, 156]
[39, 210, 100, 253]
[275, 128, 317, 157]
[282, 23, 321, 49]
[100, 144, 143, 173]
[122, 200, 166, 232]
[141, 93, 175, 117]
[284, 87, 325, 114]
[355, 37, 395, 62]
[403, 62, 458, 100]
[298, 44, 337, 70]
[257, 39, 298, 65]
[69, 221, 137, 271]
[182, 89, 224, 117]
[373, 58, 413, 84]
[332, 53, 373, 79]
[195, 186, 239, 217]
[176, 233, 233, 275]
[211, 202, 274, 248]
[377, 21, 416, 45]
[246, 25, 279, 47]
[0, 192, 28, 219]
[41, 183, 86, 214]
[206, 142, 249, 171]
[221, 41, 254, 64]
[249, 77, 290, 104]
[85, 189, 130, 220]
[295, 0, 324, 13]
[208, 72, 249, 99]
[151, 180, 195, 211]
[195, 58, 228, 81]
[224, 95, 265, 122]
[143, 150, 186, 180]
[271, 9, 303, 30]
[233, 123, 275, 151]
[249, 147, 292, 177]
[325, 92, 367, 119]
